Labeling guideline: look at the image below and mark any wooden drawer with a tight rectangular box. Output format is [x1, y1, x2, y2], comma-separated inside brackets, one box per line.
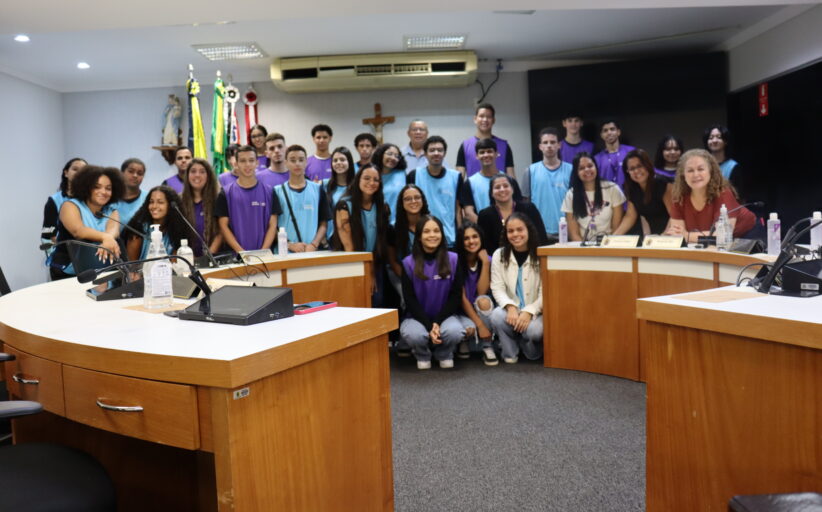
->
[63, 365, 200, 450]
[3, 346, 65, 415]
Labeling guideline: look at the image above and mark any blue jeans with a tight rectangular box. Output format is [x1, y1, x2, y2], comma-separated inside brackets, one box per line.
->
[400, 316, 463, 362]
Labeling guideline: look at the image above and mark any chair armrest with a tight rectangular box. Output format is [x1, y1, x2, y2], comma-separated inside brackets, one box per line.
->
[0, 401, 43, 419]
[0, 353, 16, 362]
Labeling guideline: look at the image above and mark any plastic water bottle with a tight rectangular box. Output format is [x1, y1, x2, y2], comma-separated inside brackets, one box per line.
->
[277, 227, 288, 256]
[558, 217, 568, 245]
[175, 239, 193, 277]
[766, 213, 781, 256]
[811, 211, 822, 253]
[716, 204, 732, 250]
[143, 224, 173, 309]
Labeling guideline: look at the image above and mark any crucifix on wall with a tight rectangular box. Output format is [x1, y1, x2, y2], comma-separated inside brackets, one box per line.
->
[362, 103, 395, 144]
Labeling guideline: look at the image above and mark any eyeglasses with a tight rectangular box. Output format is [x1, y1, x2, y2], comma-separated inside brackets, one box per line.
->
[250, 133, 265, 139]
[403, 195, 422, 203]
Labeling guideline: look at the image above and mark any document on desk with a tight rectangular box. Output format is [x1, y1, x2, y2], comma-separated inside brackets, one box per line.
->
[676, 289, 763, 303]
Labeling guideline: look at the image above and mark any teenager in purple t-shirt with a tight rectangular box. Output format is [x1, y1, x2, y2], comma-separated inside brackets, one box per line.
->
[653, 134, 684, 183]
[163, 146, 192, 194]
[256, 133, 289, 189]
[216, 145, 282, 252]
[456, 103, 515, 178]
[594, 119, 635, 189]
[249, 124, 270, 172]
[399, 215, 465, 370]
[305, 123, 333, 182]
[559, 113, 595, 164]
[454, 222, 497, 366]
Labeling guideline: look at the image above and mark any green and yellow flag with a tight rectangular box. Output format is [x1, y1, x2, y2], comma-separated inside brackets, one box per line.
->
[186, 77, 208, 159]
[211, 77, 229, 175]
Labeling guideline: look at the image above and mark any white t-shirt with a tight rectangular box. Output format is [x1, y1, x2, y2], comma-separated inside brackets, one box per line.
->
[561, 181, 626, 237]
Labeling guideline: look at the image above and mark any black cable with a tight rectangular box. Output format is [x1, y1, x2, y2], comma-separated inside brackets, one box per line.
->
[734, 262, 770, 287]
[476, 59, 502, 104]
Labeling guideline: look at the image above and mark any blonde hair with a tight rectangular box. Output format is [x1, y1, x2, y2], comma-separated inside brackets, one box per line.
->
[671, 148, 726, 204]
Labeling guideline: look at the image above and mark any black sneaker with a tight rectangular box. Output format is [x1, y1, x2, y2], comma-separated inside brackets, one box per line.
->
[482, 347, 499, 366]
[456, 340, 471, 359]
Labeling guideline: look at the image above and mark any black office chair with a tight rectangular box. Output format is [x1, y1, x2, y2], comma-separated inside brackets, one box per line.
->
[0, 265, 10, 296]
[0, 355, 116, 511]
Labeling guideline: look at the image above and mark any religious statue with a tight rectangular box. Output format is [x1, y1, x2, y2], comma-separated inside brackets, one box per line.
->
[162, 94, 182, 146]
[363, 103, 394, 145]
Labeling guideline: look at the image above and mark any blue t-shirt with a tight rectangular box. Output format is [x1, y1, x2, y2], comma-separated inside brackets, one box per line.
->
[275, 181, 323, 246]
[115, 190, 148, 229]
[410, 167, 461, 247]
[382, 169, 407, 225]
[528, 161, 572, 234]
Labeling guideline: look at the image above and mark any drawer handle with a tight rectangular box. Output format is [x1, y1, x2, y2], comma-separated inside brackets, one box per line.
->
[96, 399, 144, 413]
[12, 373, 39, 385]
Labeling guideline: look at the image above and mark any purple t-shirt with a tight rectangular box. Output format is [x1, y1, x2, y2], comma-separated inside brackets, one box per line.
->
[461, 136, 509, 177]
[191, 201, 205, 255]
[464, 254, 491, 305]
[224, 182, 276, 251]
[594, 145, 635, 189]
[402, 252, 458, 319]
[306, 155, 332, 181]
[655, 167, 676, 182]
[256, 155, 268, 172]
[256, 169, 290, 189]
[219, 172, 239, 189]
[559, 139, 595, 164]
[163, 174, 184, 194]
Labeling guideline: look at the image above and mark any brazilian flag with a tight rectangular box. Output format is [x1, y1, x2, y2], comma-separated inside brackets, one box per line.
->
[211, 77, 229, 175]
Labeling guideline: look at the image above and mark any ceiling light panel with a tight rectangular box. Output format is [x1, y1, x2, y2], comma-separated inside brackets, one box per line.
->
[192, 42, 267, 61]
[404, 35, 466, 51]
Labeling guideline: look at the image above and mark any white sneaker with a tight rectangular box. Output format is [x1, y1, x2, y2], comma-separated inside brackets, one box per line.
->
[417, 360, 432, 370]
[439, 359, 454, 369]
[503, 356, 518, 364]
[483, 347, 499, 366]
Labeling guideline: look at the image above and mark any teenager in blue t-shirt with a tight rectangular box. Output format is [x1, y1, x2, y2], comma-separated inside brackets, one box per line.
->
[275, 145, 330, 252]
[406, 136, 464, 248]
[461, 138, 506, 224]
[399, 215, 464, 370]
[520, 127, 573, 238]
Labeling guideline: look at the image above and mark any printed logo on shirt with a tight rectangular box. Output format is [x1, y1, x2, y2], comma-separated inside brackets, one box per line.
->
[432, 275, 443, 280]
[251, 201, 267, 207]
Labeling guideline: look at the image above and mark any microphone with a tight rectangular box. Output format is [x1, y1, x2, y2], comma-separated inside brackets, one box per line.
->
[170, 202, 219, 268]
[40, 239, 121, 264]
[94, 211, 146, 240]
[709, 201, 765, 236]
[78, 254, 211, 298]
[42, 240, 129, 283]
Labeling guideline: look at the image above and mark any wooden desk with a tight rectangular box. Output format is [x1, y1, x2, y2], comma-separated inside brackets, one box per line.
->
[205, 250, 374, 307]
[538, 245, 771, 381]
[638, 287, 822, 511]
[0, 272, 396, 511]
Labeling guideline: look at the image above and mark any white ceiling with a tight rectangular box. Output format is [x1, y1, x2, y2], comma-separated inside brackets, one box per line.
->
[0, 0, 816, 92]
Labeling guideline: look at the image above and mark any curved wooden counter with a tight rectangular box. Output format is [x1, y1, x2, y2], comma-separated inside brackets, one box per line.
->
[0, 260, 396, 512]
[538, 245, 772, 381]
[637, 287, 822, 511]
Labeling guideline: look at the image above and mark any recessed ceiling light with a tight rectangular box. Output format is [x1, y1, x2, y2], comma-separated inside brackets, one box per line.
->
[14, 34, 30, 43]
[77, 62, 90, 70]
[192, 42, 266, 61]
[404, 35, 466, 51]
[492, 10, 536, 15]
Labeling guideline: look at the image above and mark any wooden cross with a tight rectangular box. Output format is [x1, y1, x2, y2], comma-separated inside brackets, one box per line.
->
[362, 103, 395, 145]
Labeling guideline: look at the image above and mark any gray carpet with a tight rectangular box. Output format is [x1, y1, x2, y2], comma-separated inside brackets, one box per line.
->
[390, 355, 646, 512]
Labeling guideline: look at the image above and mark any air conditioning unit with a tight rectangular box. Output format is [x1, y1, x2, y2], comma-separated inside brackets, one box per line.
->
[270, 51, 477, 93]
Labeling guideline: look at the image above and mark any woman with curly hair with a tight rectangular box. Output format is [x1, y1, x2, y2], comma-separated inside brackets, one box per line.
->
[665, 148, 756, 243]
[49, 165, 124, 279]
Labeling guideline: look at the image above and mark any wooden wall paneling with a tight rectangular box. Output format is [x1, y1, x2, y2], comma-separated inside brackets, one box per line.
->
[547, 269, 639, 380]
[645, 322, 822, 511]
[210, 335, 393, 511]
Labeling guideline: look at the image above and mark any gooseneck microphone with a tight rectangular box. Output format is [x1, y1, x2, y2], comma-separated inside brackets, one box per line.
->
[94, 211, 146, 240]
[170, 202, 219, 268]
[77, 255, 211, 298]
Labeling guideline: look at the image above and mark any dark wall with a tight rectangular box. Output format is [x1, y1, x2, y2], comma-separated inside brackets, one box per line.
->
[527, 52, 728, 164]
[728, 60, 822, 240]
